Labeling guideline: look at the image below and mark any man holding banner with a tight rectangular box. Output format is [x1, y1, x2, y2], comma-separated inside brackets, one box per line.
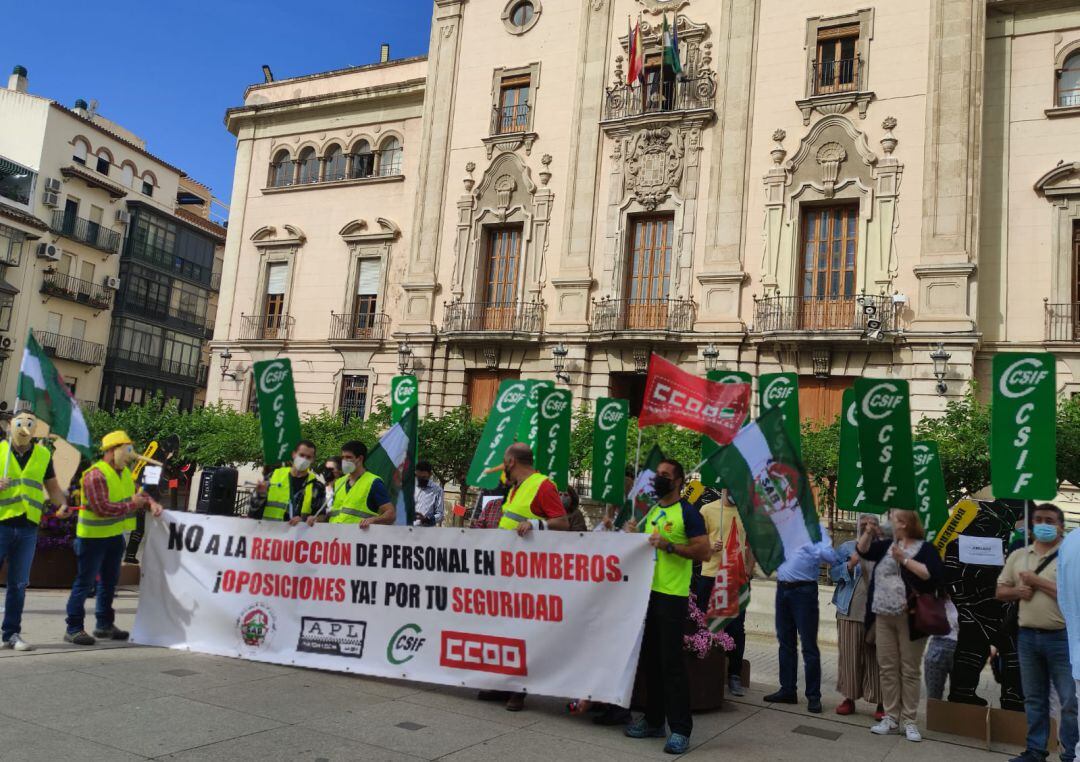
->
[318, 440, 395, 528]
[251, 440, 325, 524]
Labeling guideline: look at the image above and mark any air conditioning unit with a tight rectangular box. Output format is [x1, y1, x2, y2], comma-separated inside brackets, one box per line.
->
[104, 276, 121, 290]
[44, 177, 61, 193]
[115, 209, 130, 224]
[42, 190, 59, 207]
[36, 242, 61, 261]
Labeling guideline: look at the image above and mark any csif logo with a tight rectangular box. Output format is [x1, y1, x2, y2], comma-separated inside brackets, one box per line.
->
[846, 399, 859, 427]
[597, 401, 625, 432]
[540, 391, 568, 420]
[762, 377, 794, 408]
[387, 623, 425, 665]
[258, 362, 289, 395]
[495, 383, 527, 414]
[860, 382, 904, 421]
[717, 374, 745, 385]
[998, 358, 1049, 400]
[393, 378, 417, 407]
[913, 443, 932, 476]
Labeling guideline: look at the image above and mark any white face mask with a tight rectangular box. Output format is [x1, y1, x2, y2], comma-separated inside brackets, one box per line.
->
[293, 455, 312, 472]
[340, 460, 357, 475]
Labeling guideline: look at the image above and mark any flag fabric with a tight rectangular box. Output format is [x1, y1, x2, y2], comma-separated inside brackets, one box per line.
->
[364, 407, 418, 525]
[16, 333, 93, 458]
[627, 18, 644, 84]
[618, 444, 664, 527]
[638, 354, 751, 446]
[708, 517, 750, 630]
[704, 409, 821, 575]
[662, 15, 682, 75]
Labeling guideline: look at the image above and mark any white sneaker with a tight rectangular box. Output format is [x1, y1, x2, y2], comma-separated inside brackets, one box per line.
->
[4, 634, 33, 651]
[870, 716, 899, 735]
[904, 723, 922, 742]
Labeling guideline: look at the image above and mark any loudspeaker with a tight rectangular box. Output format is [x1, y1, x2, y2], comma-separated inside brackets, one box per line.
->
[195, 467, 238, 516]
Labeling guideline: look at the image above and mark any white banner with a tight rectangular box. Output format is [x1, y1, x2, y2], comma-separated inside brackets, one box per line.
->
[133, 511, 656, 705]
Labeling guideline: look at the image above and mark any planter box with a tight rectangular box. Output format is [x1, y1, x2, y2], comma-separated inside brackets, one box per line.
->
[0, 545, 77, 589]
[631, 649, 729, 713]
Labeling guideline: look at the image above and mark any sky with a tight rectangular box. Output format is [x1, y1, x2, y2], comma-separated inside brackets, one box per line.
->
[6, 0, 434, 212]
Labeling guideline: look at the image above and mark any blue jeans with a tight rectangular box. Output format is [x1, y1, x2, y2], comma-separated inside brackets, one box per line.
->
[0, 523, 38, 641]
[776, 582, 821, 700]
[65, 536, 124, 634]
[1018, 627, 1078, 761]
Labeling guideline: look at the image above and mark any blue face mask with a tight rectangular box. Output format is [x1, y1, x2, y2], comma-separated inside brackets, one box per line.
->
[1032, 523, 1059, 543]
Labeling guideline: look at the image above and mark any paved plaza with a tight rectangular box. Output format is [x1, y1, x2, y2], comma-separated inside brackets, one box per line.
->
[0, 586, 1020, 761]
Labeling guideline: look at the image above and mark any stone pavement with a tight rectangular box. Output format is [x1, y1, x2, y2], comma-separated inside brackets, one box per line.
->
[0, 587, 1019, 761]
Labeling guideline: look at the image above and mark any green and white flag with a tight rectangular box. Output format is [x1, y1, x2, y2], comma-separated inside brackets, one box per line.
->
[913, 441, 948, 543]
[991, 353, 1056, 499]
[17, 332, 92, 457]
[516, 380, 553, 454]
[536, 387, 571, 490]
[592, 398, 628, 505]
[836, 388, 871, 512]
[759, 372, 801, 460]
[365, 407, 418, 525]
[705, 409, 820, 575]
[701, 370, 752, 489]
[466, 379, 530, 489]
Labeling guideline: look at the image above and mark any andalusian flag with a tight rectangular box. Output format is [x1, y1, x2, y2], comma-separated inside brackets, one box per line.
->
[618, 444, 664, 527]
[705, 409, 820, 575]
[364, 407, 418, 525]
[16, 332, 93, 457]
[662, 15, 682, 75]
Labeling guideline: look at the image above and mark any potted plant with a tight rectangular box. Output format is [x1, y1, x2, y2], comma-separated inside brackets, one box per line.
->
[31, 509, 77, 588]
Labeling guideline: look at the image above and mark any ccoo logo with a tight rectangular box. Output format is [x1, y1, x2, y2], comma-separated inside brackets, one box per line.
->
[860, 382, 904, 421]
[258, 362, 289, 395]
[597, 401, 625, 432]
[998, 358, 1049, 400]
[763, 377, 794, 408]
[393, 378, 417, 407]
[495, 383, 527, 414]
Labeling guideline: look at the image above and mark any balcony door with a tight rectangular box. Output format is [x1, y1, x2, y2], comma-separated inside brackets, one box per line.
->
[497, 77, 530, 134]
[262, 262, 287, 338]
[466, 370, 519, 419]
[481, 225, 522, 330]
[799, 204, 858, 330]
[353, 259, 380, 338]
[815, 26, 859, 94]
[626, 215, 673, 329]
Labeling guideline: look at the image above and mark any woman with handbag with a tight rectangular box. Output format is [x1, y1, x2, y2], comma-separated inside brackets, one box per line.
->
[857, 509, 946, 743]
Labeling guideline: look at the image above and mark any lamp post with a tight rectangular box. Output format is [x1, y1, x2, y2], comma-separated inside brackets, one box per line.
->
[930, 342, 951, 395]
[397, 340, 413, 376]
[219, 348, 238, 381]
[552, 343, 570, 384]
[812, 348, 831, 379]
[702, 343, 719, 373]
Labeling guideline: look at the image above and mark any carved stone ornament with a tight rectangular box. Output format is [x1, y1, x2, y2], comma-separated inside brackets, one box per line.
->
[880, 117, 898, 157]
[463, 162, 476, 193]
[539, 154, 552, 187]
[770, 129, 787, 166]
[624, 128, 685, 210]
[815, 142, 848, 197]
[635, 0, 689, 14]
[494, 174, 517, 210]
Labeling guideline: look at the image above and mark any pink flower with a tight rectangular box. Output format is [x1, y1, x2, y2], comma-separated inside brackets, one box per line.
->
[683, 597, 736, 658]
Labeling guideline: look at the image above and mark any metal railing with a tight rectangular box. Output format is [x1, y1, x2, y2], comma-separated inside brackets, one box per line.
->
[238, 313, 294, 341]
[491, 103, 530, 135]
[40, 270, 114, 310]
[1058, 88, 1080, 108]
[0, 292, 13, 333]
[443, 300, 544, 333]
[753, 294, 893, 333]
[115, 299, 209, 337]
[811, 55, 861, 95]
[33, 330, 106, 366]
[603, 75, 716, 121]
[329, 312, 390, 341]
[590, 297, 696, 332]
[78, 399, 98, 414]
[197, 364, 209, 386]
[1046, 302, 1080, 341]
[49, 210, 121, 253]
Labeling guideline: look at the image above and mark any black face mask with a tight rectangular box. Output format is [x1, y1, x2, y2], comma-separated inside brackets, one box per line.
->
[417, 478, 430, 489]
[652, 476, 674, 497]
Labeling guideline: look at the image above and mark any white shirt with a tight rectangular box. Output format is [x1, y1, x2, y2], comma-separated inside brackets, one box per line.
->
[1056, 529, 1080, 679]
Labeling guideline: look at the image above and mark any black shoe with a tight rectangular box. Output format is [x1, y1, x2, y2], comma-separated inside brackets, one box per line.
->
[1008, 752, 1047, 762]
[505, 693, 525, 712]
[947, 692, 988, 707]
[594, 707, 633, 726]
[807, 699, 823, 713]
[64, 631, 96, 646]
[477, 690, 511, 702]
[123, 556, 139, 566]
[92, 625, 129, 641]
[764, 690, 798, 704]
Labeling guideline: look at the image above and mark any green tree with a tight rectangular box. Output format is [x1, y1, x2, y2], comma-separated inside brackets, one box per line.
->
[1057, 394, 1080, 489]
[568, 403, 593, 477]
[417, 405, 486, 505]
[801, 415, 841, 520]
[913, 392, 991, 504]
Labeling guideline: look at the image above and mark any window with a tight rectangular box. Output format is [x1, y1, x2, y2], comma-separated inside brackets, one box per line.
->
[339, 375, 369, 423]
[609, 373, 647, 417]
[297, 148, 318, 184]
[270, 149, 294, 187]
[126, 265, 171, 318]
[349, 141, 374, 179]
[72, 139, 90, 165]
[87, 205, 103, 246]
[70, 317, 87, 342]
[62, 198, 79, 234]
[479, 225, 522, 330]
[509, 0, 534, 27]
[141, 174, 155, 196]
[110, 318, 163, 365]
[642, 56, 676, 113]
[59, 251, 75, 276]
[95, 150, 111, 176]
[263, 262, 288, 337]
[79, 260, 95, 288]
[378, 137, 402, 176]
[800, 205, 858, 299]
[466, 370, 519, 418]
[625, 215, 673, 328]
[120, 163, 134, 188]
[0, 222, 26, 267]
[171, 279, 210, 327]
[324, 145, 346, 182]
[502, 0, 540, 35]
[46, 312, 62, 335]
[0, 156, 37, 206]
[1059, 51, 1080, 108]
[495, 76, 530, 134]
[1073, 221, 1080, 304]
[815, 26, 859, 95]
[162, 332, 201, 377]
[354, 258, 380, 334]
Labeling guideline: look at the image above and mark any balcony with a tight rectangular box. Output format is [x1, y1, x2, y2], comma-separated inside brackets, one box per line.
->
[443, 300, 544, 335]
[116, 299, 210, 337]
[329, 312, 390, 342]
[491, 104, 530, 136]
[1045, 302, 1080, 342]
[107, 348, 204, 383]
[40, 270, 113, 311]
[811, 56, 861, 96]
[50, 210, 122, 254]
[752, 294, 894, 336]
[238, 313, 294, 342]
[797, 55, 873, 124]
[602, 75, 716, 124]
[590, 297, 696, 334]
[33, 330, 106, 366]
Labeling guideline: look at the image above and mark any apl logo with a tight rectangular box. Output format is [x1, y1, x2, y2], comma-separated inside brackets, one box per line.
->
[913, 443, 932, 476]
[237, 603, 276, 649]
[860, 382, 904, 421]
[495, 383, 527, 414]
[393, 378, 417, 407]
[999, 358, 1049, 400]
[597, 401, 625, 432]
[387, 623, 426, 665]
[540, 391, 569, 420]
[763, 377, 794, 408]
[258, 362, 289, 395]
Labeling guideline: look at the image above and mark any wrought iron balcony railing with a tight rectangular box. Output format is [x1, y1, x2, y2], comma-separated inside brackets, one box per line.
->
[753, 294, 893, 333]
[33, 330, 106, 366]
[50, 210, 122, 254]
[1045, 302, 1080, 341]
[238, 313, 294, 341]
[329, 311, 390, 341]
[590, 296, 696, 333]
[491, 103, 530, 135]
[603, 75, 716, 121]
[443, 300, 544, 334]
[40, 270, 114, 310]
[810, 55, 862, 96]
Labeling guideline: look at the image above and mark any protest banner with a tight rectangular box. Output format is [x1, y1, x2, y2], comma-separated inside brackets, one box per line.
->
[758, 372, 800, 459]
[700, 370, 752, 489]
[933, 498, 981, 557]
[466, 379, 530, 489]
[391, 375, 418, 424]
[854, 378, 915, 508]
[252, 359, 301, 465]
[132, 512, 655, 705]
[516, 381, 553, 454]
[913, 441, 948, 543]
[639, 354, 750, 445]
[536, 387, 571, 490]
[592, 398, 628, 505]
[991, 353, 1056, 499]
[836, 388, 871, 512]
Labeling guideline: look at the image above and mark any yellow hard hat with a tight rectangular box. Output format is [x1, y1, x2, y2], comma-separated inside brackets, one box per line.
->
[101, 430, 134, 451]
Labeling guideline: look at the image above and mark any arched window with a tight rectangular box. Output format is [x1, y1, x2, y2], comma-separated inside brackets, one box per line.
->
[95, 148, 112, 176]
[348, 140, 374, 179]
[120, 163, 135, 188]
[141, 172, 156, 197]
[270, 149, 294, 187]
[297, 147, 319, 184]
[1059, 50, 1080, 108]
[378, 137, 402, 177]
[324, 144, 346, 182]
[72, 139, 90, 165]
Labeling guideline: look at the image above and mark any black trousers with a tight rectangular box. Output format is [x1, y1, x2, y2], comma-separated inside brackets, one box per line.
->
[643, 591, 692, 736]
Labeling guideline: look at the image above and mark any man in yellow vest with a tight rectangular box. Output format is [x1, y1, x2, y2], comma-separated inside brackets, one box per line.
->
[63, 430, 162, 646]
[252, 439, 325, 525]
[0, 411, 68, 651]
[623, 458, 710, 755]
[310, 440, 394, 528]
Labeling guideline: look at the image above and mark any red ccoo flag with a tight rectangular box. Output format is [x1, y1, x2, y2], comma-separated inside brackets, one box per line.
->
[638, 354, 750, 445]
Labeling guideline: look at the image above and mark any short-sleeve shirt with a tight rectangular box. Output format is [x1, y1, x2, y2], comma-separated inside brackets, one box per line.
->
[366, 477, 392, 514]
[642, 498, 707, 540]
[516, 477, 566, 521]
[999, 542, 1064, 630]
[700, 500, 745, 578]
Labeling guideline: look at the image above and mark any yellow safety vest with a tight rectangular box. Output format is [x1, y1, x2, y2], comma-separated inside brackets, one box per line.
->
[641, 501, 692, 596]
[328, 471, 380, 523]
[78, 461, 136, 539]
[264, 466, 319, 520]
[498, 472, 550, 531]
[0, 441, 50, 524]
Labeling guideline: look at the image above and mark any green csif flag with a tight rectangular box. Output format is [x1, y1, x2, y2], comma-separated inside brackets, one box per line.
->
[913, 441, 948, 543]
[759, 372, 801, 460]
[390, 375, 418, 424]
[836, 387, 873, 513]
[466, 379, 531, 489]
[854, 378, 915, 508]
[252, 358, 302, 465]
[701, 370, 752, 489]
[592, 398, 629, 506]
[704, 409, 820, 576]
[536, 387, 572, 490]
[390, 375, 419, 524]
[364, 407, 418, 525]
[991, 353, 1056, 499]
[516, 380, 553, 454]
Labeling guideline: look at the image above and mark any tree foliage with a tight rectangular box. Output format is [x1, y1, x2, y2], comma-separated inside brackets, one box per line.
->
[913, 392, 991, 505]
[566, 401, 701, 478]
[801, 416, 841, 515]
[417, 405, 486, 504]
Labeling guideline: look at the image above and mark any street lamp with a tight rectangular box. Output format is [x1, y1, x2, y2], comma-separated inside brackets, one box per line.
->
[812, 348, 831, 379]
[552, 343, 570, 384]
[633, 347, 649, 375]
[219, 348, 239, 381]
[483, 347, 500, 371]
[702, 343, 719, 372]
[397, 340, 413, 375]
[930, 342, 951, 395]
